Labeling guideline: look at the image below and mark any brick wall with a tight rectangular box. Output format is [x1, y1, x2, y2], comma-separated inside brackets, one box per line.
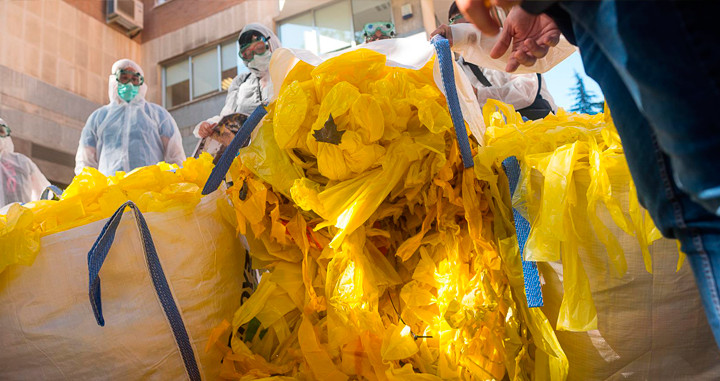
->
[63, 0, 105, 23]
[141, 0, 245, 42]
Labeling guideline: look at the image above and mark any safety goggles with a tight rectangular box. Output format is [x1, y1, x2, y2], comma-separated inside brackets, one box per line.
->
[449, 13, 464, 24]
[239, 38, 269, 62]
[0, 124, 10, 138]
[363, 22, 395, 41]
[115, 69, 144, 86]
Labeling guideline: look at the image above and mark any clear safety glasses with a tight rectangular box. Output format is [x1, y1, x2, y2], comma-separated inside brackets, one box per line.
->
[239, 39, 269, 62]
[115, 69, 144, 86]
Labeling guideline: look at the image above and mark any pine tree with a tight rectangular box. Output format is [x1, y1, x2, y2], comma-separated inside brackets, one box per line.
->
[569, 71, 604, 114]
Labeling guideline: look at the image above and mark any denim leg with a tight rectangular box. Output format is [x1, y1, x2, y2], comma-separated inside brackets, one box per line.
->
[558, 1, 720, 346]
[560, 0, 720, 215]
[687, 239, 720, 344]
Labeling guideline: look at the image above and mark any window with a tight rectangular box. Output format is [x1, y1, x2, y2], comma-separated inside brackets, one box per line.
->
[316, 1, 353, 53]
[279, 12, 317, 53]
[351, 0, 392, 44]
[165, 60, 189, 108]
[162, 39, 247, 109]
[278, 0, 392, 55]
[221, 42, 239, 90]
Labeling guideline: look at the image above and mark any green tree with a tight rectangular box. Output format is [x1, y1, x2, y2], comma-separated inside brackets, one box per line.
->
[569, 71, 604, 114]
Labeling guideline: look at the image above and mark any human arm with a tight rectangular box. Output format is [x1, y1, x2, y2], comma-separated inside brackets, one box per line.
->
[193, 121, 217, 138]
[435, 22, 574, 74]
[489, 6, 564, 71]
[158, 111, 187, 166]
[26, 159, 51, 201]
[192, 74, 248, 138]
[475, 70, 541, 109]
[74, 112, 100, 174]
[456, 1, 570, 72]
[455, 0, 522, 35]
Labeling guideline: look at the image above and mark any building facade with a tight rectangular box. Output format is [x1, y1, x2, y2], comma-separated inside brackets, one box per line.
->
[1, 0, 451, 187]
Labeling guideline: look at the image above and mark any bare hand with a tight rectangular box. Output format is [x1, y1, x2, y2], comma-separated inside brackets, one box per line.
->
[489, 7, 561, 72]
[455, 0, 520, 35]
[197, 121, 217, 138]
[431, 24, 454, 46]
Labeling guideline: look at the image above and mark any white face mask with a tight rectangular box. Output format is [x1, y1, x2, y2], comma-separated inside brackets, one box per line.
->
[247, 51, 272, 76]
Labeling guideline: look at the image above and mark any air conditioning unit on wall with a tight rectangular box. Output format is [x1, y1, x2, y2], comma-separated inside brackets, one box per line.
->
[107, 0, 144, 34]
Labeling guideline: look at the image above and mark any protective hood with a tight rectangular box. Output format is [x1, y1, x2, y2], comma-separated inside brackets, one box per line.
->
[239, 23, 281, 77]
[0, 118, 14, 154]
[108, 59, 148, 105]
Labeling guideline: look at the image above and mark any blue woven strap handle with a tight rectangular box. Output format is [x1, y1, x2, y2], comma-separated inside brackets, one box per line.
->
[87, 201, 201, 381]
[202, 105, 268, 195]
[41, 185, 63, 200]
[430, 35, 474, 169]
[502, 156, 543, 308]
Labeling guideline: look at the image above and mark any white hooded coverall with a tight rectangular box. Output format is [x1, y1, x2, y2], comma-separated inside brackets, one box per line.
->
[0, 120, 51, 207]
[193, 23, 281, 137]
[75, 59, 186, 176]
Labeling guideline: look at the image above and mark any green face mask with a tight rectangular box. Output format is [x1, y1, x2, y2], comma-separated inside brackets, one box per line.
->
[118, 82, 139, 102]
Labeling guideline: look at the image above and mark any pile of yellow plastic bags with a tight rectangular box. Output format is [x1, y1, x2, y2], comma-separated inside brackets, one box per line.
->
[0, 47, 669, 380]
[215, 49, 567, 380]
[0, 154, 216, 274]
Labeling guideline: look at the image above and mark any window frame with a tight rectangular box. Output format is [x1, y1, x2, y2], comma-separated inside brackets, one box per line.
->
[161, 36, 245, 110]
[277, 0, 394, 55]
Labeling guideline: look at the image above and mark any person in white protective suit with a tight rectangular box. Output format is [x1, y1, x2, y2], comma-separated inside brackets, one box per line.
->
[75, 59, 186, 176]
[362, 22, 396, 43]
[436, 2, 560, 120]
[194, 24, 281, 140]
[0, 118, 51, 207]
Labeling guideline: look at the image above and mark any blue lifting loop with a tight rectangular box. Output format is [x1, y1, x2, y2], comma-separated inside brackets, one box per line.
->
[503, 156, 544, 308]
[202, 105, 268, 195]
[87, 201, 202, 380]
[430, 35, 474, 169]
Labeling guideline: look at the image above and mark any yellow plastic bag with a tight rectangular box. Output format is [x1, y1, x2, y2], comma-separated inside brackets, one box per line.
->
[0, 154, 216, 275]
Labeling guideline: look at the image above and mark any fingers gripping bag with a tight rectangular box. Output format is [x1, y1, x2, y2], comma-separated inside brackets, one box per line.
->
[0, 155, 249, 380]
[213, 37, 568, 380]
[475, 101, 720, 380]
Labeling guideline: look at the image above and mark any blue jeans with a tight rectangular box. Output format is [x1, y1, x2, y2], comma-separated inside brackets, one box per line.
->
[557, 1, 720, 346]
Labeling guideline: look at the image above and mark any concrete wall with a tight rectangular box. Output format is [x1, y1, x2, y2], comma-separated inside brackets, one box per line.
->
[0, 0, 142, 106]
[62, 0, 106, 24]
[0, 65, 101, 185]
[392, 0, 426, 36]
[0, 0, 142, 185]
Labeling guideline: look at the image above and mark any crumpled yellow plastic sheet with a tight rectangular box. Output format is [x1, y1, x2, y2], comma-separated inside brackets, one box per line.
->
[474, 100, 664, 332]
[216, 49, 568, 380]
[0, 154, 219, 275]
